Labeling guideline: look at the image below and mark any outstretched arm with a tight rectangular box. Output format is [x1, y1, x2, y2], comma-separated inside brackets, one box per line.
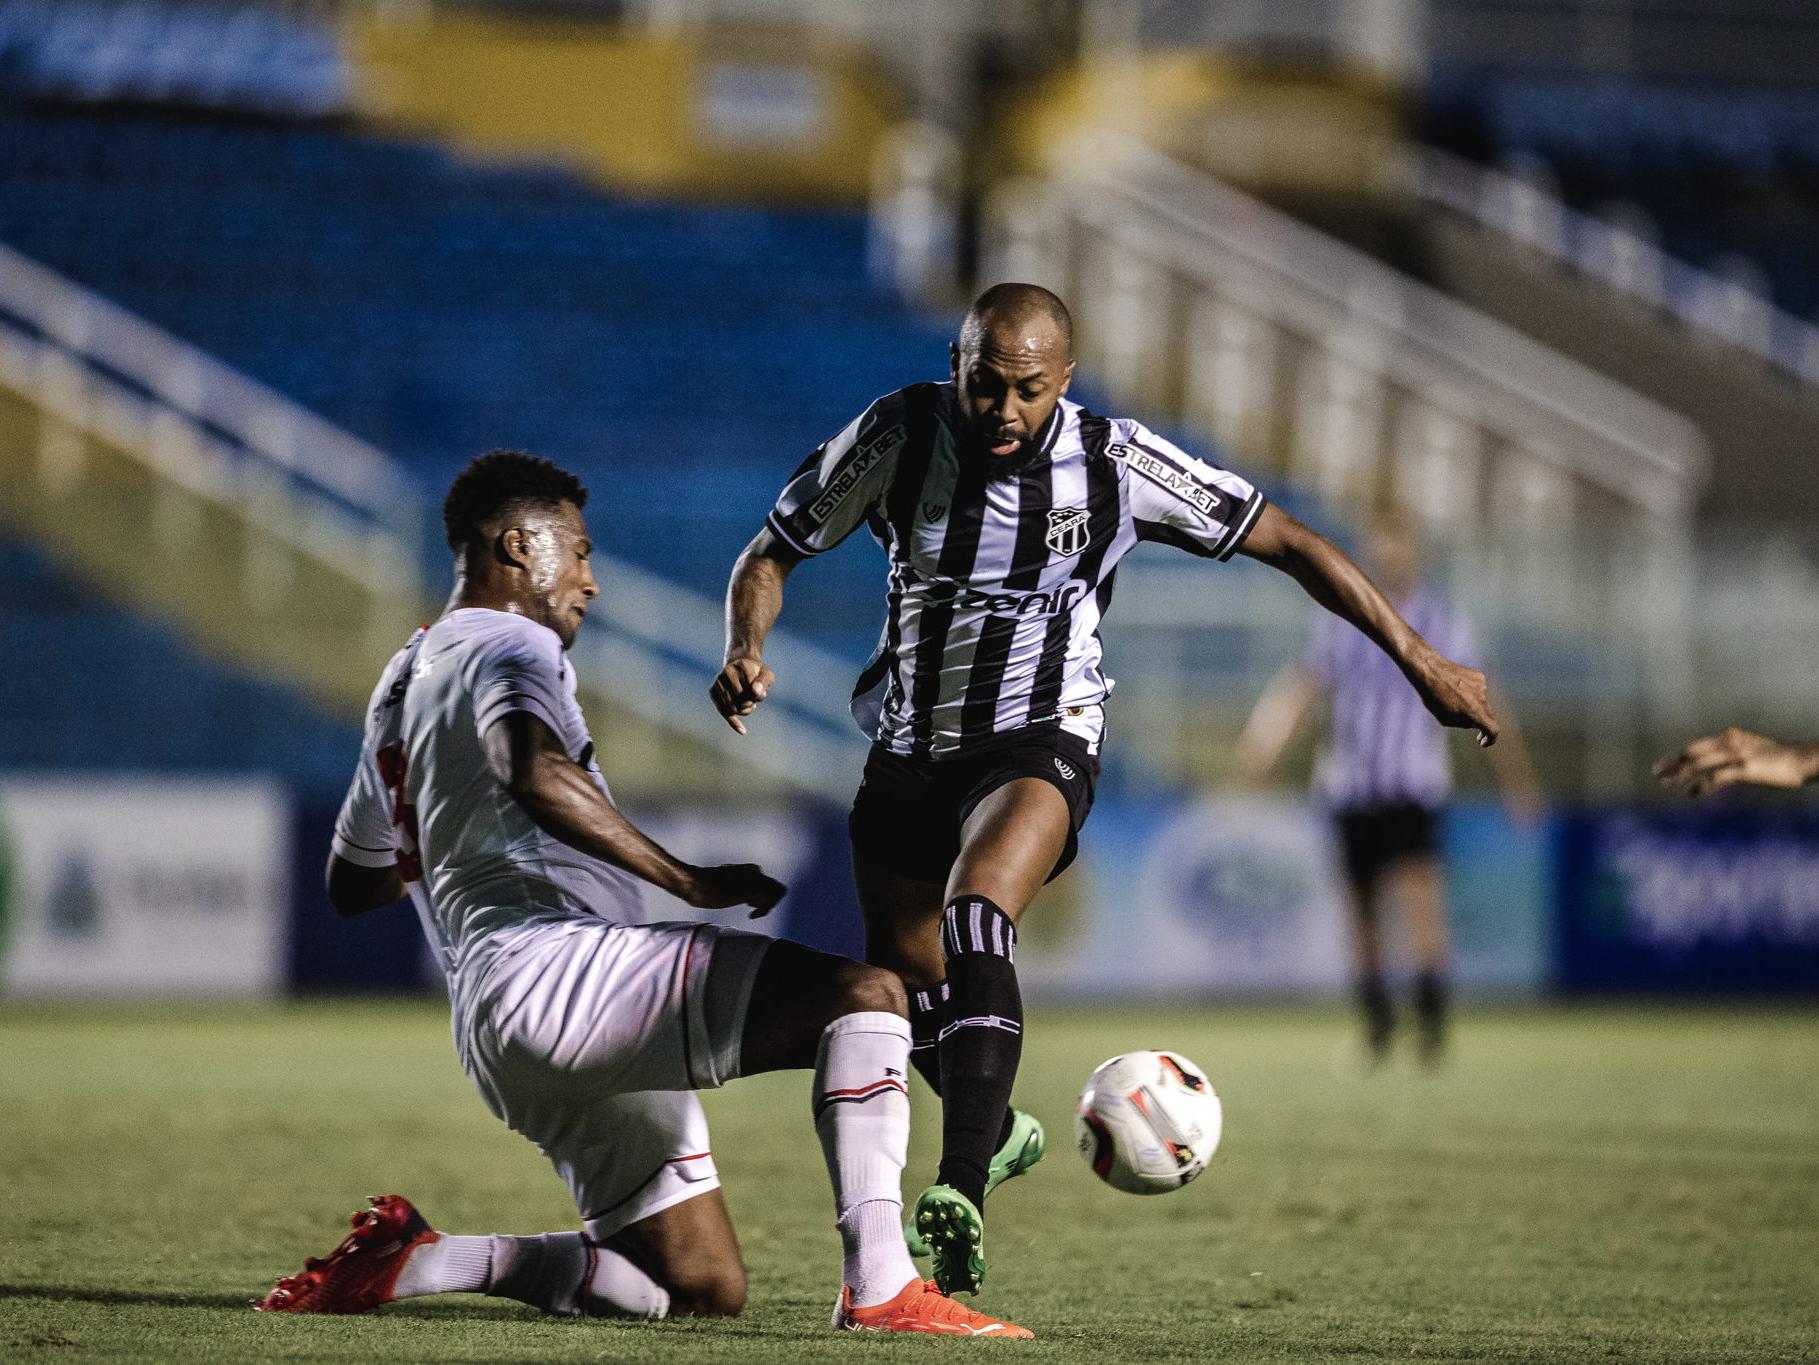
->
[712, 528, 805, 734]
[1237, 505, 1499, 745]
[483, 710, 784, 915]
[1655, 727, 1819, 796]
[1235, 665, 1322, 782]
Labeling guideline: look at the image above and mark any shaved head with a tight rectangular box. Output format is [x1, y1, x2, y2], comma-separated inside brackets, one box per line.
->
[959, 282, 1073, 361]
[950, 283, 1075, 477]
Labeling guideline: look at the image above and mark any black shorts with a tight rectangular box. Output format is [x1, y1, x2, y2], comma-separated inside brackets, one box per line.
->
[1335, 802, 1441, 894]
[848, 723, 1100, 886]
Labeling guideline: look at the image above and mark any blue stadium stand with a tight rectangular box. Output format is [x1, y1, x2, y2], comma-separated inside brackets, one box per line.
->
[0, 106, 959, 660]
[0, 535, 359, 796]
[1423, 78, 1819, 318]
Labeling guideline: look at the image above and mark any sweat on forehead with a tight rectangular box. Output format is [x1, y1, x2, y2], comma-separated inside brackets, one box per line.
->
[958, 283, 1073, 359]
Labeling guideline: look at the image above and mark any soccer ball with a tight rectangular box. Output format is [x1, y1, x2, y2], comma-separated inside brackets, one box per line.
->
[1074, 1050, 1222, 1194]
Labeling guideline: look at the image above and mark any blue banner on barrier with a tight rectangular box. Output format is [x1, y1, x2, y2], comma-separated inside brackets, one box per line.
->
[1017, 796, 1549, 999]
[1443, 802, 1551, 993]
[1554, 808, 1819, 993]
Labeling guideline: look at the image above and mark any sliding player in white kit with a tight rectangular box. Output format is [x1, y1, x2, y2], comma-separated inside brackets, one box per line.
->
[255, 451, 1030, 1338]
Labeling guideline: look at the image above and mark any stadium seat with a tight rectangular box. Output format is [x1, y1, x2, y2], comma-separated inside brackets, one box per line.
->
[0, 536, 359, 795]
[1421, 77, 1819, 318]
[0, 106, 955, 639]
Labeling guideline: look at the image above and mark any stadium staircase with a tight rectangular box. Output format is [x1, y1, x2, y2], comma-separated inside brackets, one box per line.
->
[970, 130, 1709, 532]
[1397, 79, 1819, 529]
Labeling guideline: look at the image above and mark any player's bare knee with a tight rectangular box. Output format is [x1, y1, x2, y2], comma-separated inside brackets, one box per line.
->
[669, 1263, 747, 1317]
[835, 959, 907, 1019]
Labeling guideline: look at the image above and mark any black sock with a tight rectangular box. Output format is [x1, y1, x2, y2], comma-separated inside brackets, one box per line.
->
[1414, 970, 1448, 1042]
[910, 981, 1016, 1146]
[907, 982, 948, 1095]
[1360, 975, 1394, 1054]
[916, 982, 1018, 1142]
[936, 896, 1022, 1213]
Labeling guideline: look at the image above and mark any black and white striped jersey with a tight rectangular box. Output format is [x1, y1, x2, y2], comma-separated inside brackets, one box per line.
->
[1305, 588, 1478, 809]
[766, 381, 1266, 759]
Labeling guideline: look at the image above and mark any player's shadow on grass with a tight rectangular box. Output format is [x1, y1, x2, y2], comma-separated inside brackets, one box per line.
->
[0, 1284, 543, 1322]
[0, 1282, 251, 1311]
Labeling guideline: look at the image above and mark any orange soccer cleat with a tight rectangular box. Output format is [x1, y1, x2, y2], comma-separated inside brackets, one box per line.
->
[833, 1277, 1034, 1338]
[254, 1194, 438, 1314]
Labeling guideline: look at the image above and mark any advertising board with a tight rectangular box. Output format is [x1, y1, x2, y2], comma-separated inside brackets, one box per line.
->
[0, 776, 290, 998]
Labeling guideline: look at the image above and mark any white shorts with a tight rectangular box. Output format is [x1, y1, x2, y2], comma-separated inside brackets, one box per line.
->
[458, 918, 773, 1239]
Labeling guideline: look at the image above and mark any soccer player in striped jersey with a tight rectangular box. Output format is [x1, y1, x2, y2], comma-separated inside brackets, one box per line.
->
[712, 284, 1499, 1296]
[1237, 511, 1540, 1067]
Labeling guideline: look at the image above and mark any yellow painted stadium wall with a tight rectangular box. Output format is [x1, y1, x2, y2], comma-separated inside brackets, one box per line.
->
[343, 12, 901, 203]
[997, 54, 1405, 197]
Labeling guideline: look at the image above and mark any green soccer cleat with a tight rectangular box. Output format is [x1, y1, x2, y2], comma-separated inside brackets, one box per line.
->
[905, 1108, 1045, 1257]
[984, 1106, 1046, 1199]
[914, 1184, 987, 1296]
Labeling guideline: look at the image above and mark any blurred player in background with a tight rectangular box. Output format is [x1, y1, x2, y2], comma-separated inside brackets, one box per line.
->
[1237, 510, 1539, 1068]
[258, 451, 1031, 1338]
[712, 285, 1500, 1295]
[1656, 728, 1819, 795]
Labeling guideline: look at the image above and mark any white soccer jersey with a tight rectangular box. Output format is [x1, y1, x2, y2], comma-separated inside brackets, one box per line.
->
[330, 607, 776, 1238]
[767, 382, 1266, 758]
[1304, 588, 1479, 809]
[331, 608, 646, 990]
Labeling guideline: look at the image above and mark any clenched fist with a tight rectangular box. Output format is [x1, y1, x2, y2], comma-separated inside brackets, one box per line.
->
[679, 862, 786, 918]
[1412, 648, 1499, 747]
[710, 656, 776, 736]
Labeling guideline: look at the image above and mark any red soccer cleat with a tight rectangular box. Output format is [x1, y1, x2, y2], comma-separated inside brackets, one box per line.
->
[833, 1277, 1034, 1338]
[254, 1195, 438, 1314]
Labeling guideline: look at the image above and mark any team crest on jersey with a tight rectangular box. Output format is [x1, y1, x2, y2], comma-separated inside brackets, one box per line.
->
[1046, 507, 1091, 556]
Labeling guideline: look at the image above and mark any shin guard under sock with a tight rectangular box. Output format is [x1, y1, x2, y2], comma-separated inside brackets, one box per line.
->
[913, 980, 1015, 1148]
[813, 1011, 918, 1307]
[907, 982, 948, 1095]
[935, 895, 1023, 1212]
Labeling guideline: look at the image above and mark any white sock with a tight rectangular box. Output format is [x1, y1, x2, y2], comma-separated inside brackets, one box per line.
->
[813, 1010, 919, 1308]
[392, 1232, 669, 1318]
[392, 1233, 493, 1298]
[578, 1242, 672, 1318]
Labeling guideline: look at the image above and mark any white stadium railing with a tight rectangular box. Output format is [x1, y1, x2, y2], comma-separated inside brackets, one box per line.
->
[0, 239, 867, 803]
[979, 132, 1710, 529]
[1407, 146, 1819, 389]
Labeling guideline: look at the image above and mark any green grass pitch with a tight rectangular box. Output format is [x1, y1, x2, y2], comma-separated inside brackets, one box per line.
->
[3, 1000, 1816, 1362]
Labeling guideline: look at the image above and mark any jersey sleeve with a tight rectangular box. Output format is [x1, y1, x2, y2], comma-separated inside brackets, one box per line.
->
[331, 748, 398, 869]
[1110, 419, 1266, 562]
[765, 392, 908, 556]
[470, 619, 569, 740]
